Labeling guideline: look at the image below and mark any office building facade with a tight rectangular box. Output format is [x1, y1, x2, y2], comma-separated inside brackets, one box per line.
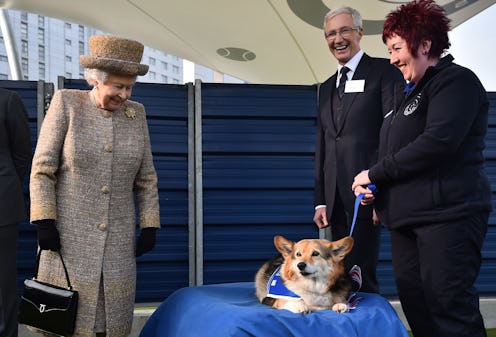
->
[0, 10, 184, 84]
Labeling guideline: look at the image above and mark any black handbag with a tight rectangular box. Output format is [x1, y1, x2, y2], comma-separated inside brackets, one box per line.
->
[18, 250, 78, 336]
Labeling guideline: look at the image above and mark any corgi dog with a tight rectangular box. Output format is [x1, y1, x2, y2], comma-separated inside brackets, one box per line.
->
[255, 236, 354, 314]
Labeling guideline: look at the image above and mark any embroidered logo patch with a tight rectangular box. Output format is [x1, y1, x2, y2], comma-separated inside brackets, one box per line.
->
[404, 93, 421, 116]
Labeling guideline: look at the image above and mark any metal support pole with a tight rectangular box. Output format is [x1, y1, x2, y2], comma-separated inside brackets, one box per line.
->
[187, 82, 197, 286]
[188, 80, 204, 286]
[193, 79, 204, 286]
[36, 80, 54, 136]
[315, 82, 331, 241]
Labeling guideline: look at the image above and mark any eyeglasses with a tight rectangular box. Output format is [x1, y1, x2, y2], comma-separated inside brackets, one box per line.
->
[325, 26, 361, 40]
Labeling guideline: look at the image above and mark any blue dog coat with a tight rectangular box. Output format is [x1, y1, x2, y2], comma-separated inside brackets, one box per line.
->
[266, 266, 301, 300]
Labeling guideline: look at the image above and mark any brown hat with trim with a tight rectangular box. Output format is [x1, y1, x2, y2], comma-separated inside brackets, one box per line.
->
[80, 35, 149, 76]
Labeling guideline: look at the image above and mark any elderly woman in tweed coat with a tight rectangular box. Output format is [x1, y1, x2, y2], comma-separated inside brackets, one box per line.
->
[29, 35, 160, 337]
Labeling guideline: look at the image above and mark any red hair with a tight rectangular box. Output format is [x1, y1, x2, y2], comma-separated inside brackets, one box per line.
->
[382, 0, 451, 58]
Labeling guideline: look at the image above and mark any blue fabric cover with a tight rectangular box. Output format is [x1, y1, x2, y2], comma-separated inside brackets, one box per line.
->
[140, 282, 409, 337]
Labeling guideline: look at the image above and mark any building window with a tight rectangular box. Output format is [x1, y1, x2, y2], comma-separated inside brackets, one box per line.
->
[65, 39, 72, 46]
[20, 22, 28, 40]
[38, 15, 44, 27]
[78, 25, 84, 41]
[161, 75, 168, 83]
[38, 45, 45, 62]
[21, 12, 28, 21]
[39, 63, 45, 80]
[21, 57, 28, 79]
[0, 74, 8, 80]
[65, 72, 72, 78]
[79, 41, 84, 55]
[149, 57, 156, 66]
[65, 55, 72, 62]
[0, 55, 8, 62]
[149, 71, 156, 80]
[161, 61, 168, 71]
[172, 79, 180, 84]
[79, 73, 84, 79]
[65, 22, 71, 29]
[172, 65, 179, 74]
[21, 40, 28, 58]
[38, 28, 45, 44]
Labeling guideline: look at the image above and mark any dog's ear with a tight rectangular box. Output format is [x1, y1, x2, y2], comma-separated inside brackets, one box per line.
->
[274, 236, 294, 257]
[330, 236, 354, 261]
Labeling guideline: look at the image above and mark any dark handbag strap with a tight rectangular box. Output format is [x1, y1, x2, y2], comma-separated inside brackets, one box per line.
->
[34, 250, 73, 290]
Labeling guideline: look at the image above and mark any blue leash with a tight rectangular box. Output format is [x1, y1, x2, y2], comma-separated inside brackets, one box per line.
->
[349, 184, 377, 236]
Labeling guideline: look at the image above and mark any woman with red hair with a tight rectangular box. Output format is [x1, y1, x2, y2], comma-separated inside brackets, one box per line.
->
[352, 1, 490, 336]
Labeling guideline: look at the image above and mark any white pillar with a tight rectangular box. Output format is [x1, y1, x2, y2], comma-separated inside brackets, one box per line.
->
[0, 9, 22, 80]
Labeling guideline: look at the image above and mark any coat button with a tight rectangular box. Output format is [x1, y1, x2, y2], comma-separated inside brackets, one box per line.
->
[101, 186, 110, 194]
[103, 111, 111, 118]
[104, 144, 112, 152]
[97, 223, 107, 231]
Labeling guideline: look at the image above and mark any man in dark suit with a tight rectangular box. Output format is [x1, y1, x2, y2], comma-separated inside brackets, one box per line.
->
[0, 88, 31, 337]
[313, 6, 404, 293]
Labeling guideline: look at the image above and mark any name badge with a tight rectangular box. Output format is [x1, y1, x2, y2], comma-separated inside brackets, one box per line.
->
[345, 79, 365, 93]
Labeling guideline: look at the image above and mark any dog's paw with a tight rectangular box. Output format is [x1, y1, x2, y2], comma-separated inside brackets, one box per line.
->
[283, 299, 310, 313]
[332, 302, 350, 313]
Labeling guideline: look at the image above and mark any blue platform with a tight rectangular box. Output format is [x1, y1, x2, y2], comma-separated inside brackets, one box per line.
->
[139, 282, 409, 337]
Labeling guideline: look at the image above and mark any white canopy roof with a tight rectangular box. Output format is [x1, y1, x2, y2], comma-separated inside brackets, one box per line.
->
[3, 0, 494, 84]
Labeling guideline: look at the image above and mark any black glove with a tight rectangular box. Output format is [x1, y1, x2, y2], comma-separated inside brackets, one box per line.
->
[135, 227, 157, 257]
[35, 219, 61, 251]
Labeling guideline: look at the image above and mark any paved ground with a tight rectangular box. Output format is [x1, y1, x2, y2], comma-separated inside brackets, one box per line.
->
[18, 298, 496, 336]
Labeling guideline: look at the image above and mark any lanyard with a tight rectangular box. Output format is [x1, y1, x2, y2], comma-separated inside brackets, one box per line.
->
[349, 184, 377, 236]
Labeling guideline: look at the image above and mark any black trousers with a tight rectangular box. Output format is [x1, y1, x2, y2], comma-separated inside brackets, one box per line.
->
[0, 223, 19, 337]
[330, 188, 380, 293]
[391, 213, 488, 337]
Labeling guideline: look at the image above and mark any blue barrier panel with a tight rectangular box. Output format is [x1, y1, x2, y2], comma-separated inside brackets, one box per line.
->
[200, 83, 321, 285]
[11, 79, 496, 302]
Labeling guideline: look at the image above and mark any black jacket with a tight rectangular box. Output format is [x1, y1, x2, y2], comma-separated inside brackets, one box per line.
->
[314, 53, 405, 216]
[0, 88, 31, 226]
[370, 55, 492, 228]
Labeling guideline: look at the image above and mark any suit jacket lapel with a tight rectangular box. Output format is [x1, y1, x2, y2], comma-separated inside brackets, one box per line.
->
[330, 72, 341, 132]
[336, 54, 371, 134]
[324, 71, 340, 133]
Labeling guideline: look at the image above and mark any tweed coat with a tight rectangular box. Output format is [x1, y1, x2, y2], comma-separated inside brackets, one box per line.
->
[29, 89, 160, 336]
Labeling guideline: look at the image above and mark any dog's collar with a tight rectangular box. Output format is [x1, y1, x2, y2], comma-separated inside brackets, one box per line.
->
[266, 266, 301, 300]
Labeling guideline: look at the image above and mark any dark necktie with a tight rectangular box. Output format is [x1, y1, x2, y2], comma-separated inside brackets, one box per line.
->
[338, 66, 350, 99]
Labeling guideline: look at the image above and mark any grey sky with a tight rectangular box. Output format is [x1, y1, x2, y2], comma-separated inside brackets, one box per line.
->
[449, 4, 496, 91]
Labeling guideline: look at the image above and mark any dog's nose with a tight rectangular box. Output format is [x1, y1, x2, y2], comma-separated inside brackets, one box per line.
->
[297, 262, 306, 271]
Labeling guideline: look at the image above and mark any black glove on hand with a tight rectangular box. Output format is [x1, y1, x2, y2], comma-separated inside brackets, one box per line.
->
[36, 219, 61, 251]
[135, 227, 157, 257]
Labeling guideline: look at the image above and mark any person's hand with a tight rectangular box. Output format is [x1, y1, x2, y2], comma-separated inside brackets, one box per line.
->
[352, 170, 371, 193]
[136, 227, 158, 257]
[36, 219, 61, 251]
[353, 184, 376, 206]
[313, 207, 329, 229]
